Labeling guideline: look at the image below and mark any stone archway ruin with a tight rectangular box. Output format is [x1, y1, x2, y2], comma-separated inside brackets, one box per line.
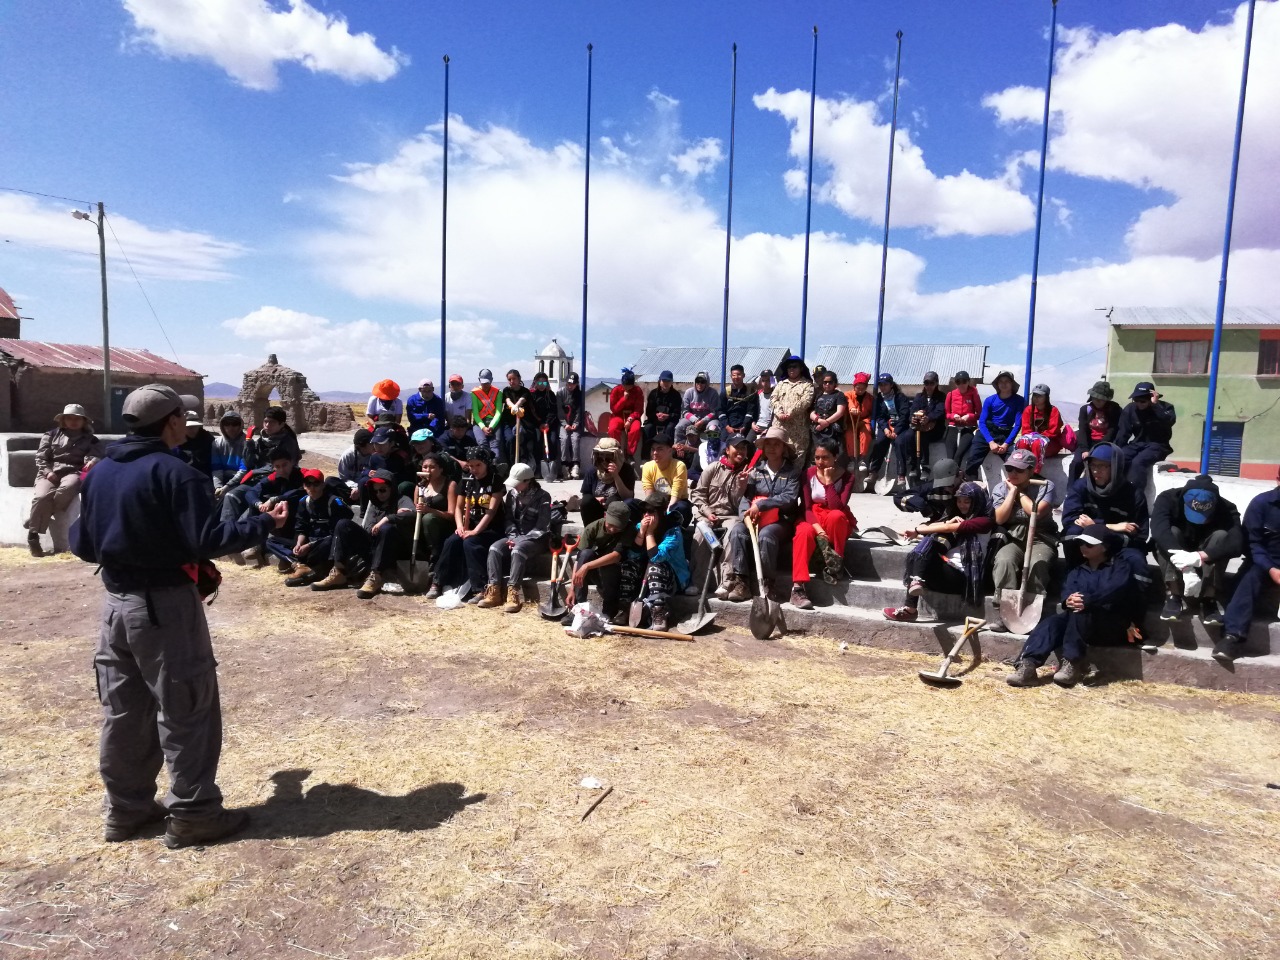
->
[205, 355, 355, 434]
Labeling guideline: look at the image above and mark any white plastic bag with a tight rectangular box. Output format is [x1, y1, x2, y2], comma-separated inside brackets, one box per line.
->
[1182, 568, 1203, 598]
[435, 583, 469, 610]
[564, 602, 606, 638]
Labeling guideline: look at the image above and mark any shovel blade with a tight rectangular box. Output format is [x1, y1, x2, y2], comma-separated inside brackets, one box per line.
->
[999, 589, 1045, 635]
[918, 669, 962, 688]
[675, 611, 717, 635]
[749, 597, 774, 639]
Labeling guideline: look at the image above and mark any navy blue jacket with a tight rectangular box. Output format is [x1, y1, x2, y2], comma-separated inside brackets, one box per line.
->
[873, 389, 911, 434]
[1116, 400, 1176, 449]
[909, 389, 946, 431]
[1242, 487, 1280, 571]
[72, 435, 273, 591]
[406, 393, 447, 437]
[1063, 556, 1133, 613]
[244, 468, 307, 538]
[296, 482, 354, 541]
[1062, 477, 1150, 542]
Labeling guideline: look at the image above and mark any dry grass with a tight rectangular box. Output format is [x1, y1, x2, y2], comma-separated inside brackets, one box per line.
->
[1, 547, 1278, 959]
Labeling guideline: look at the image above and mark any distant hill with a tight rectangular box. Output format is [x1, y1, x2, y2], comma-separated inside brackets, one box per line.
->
[205, 381, 238, 398]
[318, 390, 367, 402]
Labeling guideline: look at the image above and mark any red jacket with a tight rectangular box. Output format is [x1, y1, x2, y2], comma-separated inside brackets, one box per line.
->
[945, 385, 982, 426]
[609, 384, 644, 421]
[1020, 403, 1063, 439]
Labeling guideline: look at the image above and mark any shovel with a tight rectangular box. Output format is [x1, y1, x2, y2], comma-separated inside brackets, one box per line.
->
[409, 483, 423, 584]
[539, 425, 554, 481]
[607, 624, 694, 642]
[538, 538, 567, 619]
[999, 479, 1048, 635]
[676, 543, 719, 635]
[746, 518, 786, 640]
[873, 440, 898, 495]
[918, 616, 985, 688]
[915, 422, 932, 485]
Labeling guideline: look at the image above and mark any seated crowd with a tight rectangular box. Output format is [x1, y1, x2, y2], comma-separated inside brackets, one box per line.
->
[25, 362, 1279, 686]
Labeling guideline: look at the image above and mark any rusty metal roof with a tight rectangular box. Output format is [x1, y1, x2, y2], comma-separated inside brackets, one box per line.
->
[0, 288, 18, 321]
[0, 339, 201, 377]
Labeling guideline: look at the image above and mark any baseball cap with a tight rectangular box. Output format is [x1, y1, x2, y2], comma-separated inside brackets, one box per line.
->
[1004, 448, 1037, 471]
[1068, 531, 1106, 546]
[877, 373, 894, 384]
[923, 371, 940, 384]
[419, 378, 434, 390]
[642, 490, 668, 512]
[121, 384, 184, 429]
[448, 373, 464, 385]
[604, 501, 632, 527]
[659, 369, 674, 381]
[478, 368, 493, 385]
[566, 372, 580, 384]
[179, 394, 201, 414]
[184, 410, 202, 426]
[410, 428, 434, 444]
[366, 468, 395, 485]
[1183, 476, 1218, 525]
[955, 370, 971, 382]
[931, 458, 959, 488]
[300, 468, 324, 483]
[1130, 381, 1156, 399]
[694, 371, 710, 383]
[759, 369, 774, 380]
[1031, 383, 1051, 396]
[651, 429, 675, 447]
[1087, 444, 1113, 462]
[370, 426, 395, 444]
[505, 462, 536, 488]
[853, 372, 871, 385]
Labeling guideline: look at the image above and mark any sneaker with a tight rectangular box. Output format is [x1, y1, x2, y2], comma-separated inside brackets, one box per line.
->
[162, 809, 250, 850]
[476, 583, 505, 609]
[857, 460, 868, 473]
[1212, 635, 1246, 664]
[104, 801, 168, 843]
[310, 568, 348, 591]
[355, 571, 384, 600]
[504, 586, 523, 613]
[1160, 596, 1184, 621]
[790, 583, 813, 610]
[907, 577, 925, 598]
[424, 582, 441, 600]
[284, 564, 315, 587]
[1199, 599, 1224, 627]
[570, 465, 581, 481]
[650, 602, 669, 632]
[882, 606, 917, 622]
[726, 578, 753, 603]
[683, 584, 700, 596]
[1053, 657, 1088, 687]
[1006, 659, 1039, 687]
[27, 531, 44, 558]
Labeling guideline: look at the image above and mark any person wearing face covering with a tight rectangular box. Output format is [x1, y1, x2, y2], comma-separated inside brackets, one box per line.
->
[1149, 474, 1242, 628]
[608, 368, 645, 458]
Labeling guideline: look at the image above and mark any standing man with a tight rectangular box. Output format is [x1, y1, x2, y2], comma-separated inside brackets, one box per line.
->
[406, 379, 447, 438]
[558, 372, 586, 480]
[71, 384, 287, 848]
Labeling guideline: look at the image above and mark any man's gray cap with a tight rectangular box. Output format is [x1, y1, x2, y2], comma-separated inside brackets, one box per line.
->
[179, 394, 201, 414]
[122, 384, 184, 429]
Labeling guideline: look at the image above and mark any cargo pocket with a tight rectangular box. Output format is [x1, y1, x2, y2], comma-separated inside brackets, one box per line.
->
[160, 659, 218, 722]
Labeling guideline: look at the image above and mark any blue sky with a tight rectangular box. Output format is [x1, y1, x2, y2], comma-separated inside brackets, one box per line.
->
[1, 0, 1278, 403]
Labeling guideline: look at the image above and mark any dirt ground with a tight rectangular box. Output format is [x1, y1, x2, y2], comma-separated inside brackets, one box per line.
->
[1, 547, 1278, 960]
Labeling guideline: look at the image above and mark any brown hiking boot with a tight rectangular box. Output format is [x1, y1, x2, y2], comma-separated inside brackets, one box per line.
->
[162, 809, 250, 850]
[275, 559, 294, 575]
[790, 583, 813, 610]
[356, 570, 384, 600]
[650, 602, 669, 632]
[284, 564, 314, 587]
[713, 574, 735, 600]
[27, 531, 44, 558]
[104, 801, 168, 842]
[1006, 659, 1039, 687]
[504, 585, 523, 613]
[476, 583, 505, 608]
[725, 577, 752, 603]
[310, 567, 348, 591]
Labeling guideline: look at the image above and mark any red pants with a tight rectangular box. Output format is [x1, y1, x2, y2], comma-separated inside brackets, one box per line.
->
[609, 417, 642, 457]
[792, 506, 853, 583]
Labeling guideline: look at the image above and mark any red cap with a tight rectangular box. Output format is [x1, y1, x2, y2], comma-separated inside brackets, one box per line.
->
[300, 468, 324, 482]
[448, 372, 464, 384]
[853, 372, 871, 385]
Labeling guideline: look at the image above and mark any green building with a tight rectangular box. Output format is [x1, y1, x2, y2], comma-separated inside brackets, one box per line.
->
[1105, 306, 1280, 480]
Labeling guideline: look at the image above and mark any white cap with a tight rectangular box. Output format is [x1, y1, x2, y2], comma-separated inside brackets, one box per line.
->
[505, 462, 536, 488]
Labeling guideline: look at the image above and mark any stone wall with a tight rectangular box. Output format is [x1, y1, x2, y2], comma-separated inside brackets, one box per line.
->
[0, 365, 11, 431]
[8, 366, 202, 433]
[204, 398, 356, 433]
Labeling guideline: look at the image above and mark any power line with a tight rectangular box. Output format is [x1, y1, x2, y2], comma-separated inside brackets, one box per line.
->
[0, 185, 95, 206]
[1031, 345, 1104, 375]
[103, 214, 181, 365]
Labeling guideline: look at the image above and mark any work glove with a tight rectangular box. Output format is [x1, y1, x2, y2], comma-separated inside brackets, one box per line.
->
[1168, 549, 1201, 572]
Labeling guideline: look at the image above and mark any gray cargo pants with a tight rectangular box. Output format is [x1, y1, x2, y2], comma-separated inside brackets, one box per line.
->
[94, 585, 224, 818]
[487, 535, 548, 586]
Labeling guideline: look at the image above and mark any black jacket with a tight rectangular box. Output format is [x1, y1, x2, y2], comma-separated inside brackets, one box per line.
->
[1243, 487, 1280, 570]
[719, 385, 759, 431]
[909, 389, 946, 431]
[1116, 400, 1176, 449]
[72, 435, 272, 591]
[1061, 444, 1149, 541]
[296, 481, 354, 541]
[530, 388, 560, 431]
[179, 429, 216, 479]
[558, 386, 585, 431]
[646, 386, 683, 426]
[1150, 479, 1243, 560]
[1076, 400, 1123, 449]
[874, 388, 911, 434]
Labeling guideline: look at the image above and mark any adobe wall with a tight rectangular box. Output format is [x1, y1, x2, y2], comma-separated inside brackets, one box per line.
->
[10, 367, 203, 433]
[0, 365, 11, 431]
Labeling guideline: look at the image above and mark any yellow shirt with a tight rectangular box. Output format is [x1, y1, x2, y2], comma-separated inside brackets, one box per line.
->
[641, 459, 689, 503]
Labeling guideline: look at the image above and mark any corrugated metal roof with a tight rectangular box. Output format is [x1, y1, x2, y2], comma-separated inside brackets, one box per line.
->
[813, 344, 988, 384]
[631, 346, 792, 381]
[0, 288, 17, 321]
[0, 340, 201, 377]
[1109, 306, 1280, 327]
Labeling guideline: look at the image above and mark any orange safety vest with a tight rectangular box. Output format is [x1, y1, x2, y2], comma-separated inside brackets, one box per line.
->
[472, 386, 499, 420]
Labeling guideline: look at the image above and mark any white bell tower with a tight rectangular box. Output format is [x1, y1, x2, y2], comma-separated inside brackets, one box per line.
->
[534, 337, 574, 391]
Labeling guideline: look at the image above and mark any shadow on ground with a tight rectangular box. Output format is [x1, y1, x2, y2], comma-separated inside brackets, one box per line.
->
[244, 769, 486, 839]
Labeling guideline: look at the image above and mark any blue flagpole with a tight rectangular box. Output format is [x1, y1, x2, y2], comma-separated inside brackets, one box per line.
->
[1023, 0, 1058, 392]
[1202, 0, 1257, 474]
[581, 44, 593, 386]
[720, 44, 738, 393]
[440, 55, 449, 389]
[873, 31, 903, 387]
[799, 26, 818, 360]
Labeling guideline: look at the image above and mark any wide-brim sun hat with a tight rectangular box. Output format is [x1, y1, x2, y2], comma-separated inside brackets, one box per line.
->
[372, 379, 401, 402]
[760, 424, 796, 456]
[54, 403, 89, 425]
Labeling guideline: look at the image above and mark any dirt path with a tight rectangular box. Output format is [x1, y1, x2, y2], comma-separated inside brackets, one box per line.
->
[1, 547, 1278, 959]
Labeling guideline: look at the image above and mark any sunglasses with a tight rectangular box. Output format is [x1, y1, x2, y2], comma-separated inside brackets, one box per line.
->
[1004, 465, 1030, 474]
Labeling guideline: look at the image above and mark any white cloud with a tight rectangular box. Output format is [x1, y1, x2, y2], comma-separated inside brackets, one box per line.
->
[985, 1, 1280, 257]
[670, 138, 725, 179]
[754, 88, 1036, 237]
[122, 0, 407, 91]
[0, 193, 243, 281]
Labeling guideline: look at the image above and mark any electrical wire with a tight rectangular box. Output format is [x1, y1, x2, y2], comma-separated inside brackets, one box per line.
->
[103, 214, 182, 365]
[1031, 345, 1104, 375]
[0, 185, 95, 206]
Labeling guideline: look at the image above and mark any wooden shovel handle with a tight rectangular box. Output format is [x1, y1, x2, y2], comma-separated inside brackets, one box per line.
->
[608, 625, 694, 642]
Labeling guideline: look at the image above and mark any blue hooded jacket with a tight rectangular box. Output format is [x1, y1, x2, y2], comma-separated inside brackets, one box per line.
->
[72, 435, 273, 592]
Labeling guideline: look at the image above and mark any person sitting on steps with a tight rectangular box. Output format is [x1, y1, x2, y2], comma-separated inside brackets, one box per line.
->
[843, 372, 874, 472]
[943, 370, 981, 468]
[578, 437, 636, 528]
[427, 447, 504, 601]
[1069, 381, 1122, 482]
[884, 481, 993, 623]
[640, 429, 692, 528]
[695, 435, 753, 600]
[962, 370, 1024, 484]
[1006, 529, 1142, 688]
[988, 448, 1057, 632]
[285, 471, 354, 587]
[477, 463, 552, 614]
[1116, 380, 1176, 490]
[25, 403, 104, 557]
[563, 501, 636, 626]
[1149, 474, 1243, 628]
[790, 438, 856, 610]
[809, 371, 848, 462]
[722, 425, 801, 604]
[894, 371, 945, 486]
[1219, 465, 1280, 663]
[313, 468, 414, 599]
[629, 491, 693, 632]
[867, 373, 909, 482]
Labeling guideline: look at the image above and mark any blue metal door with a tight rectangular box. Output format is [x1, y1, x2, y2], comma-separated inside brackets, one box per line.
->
[1206, 422, 1244, 477]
